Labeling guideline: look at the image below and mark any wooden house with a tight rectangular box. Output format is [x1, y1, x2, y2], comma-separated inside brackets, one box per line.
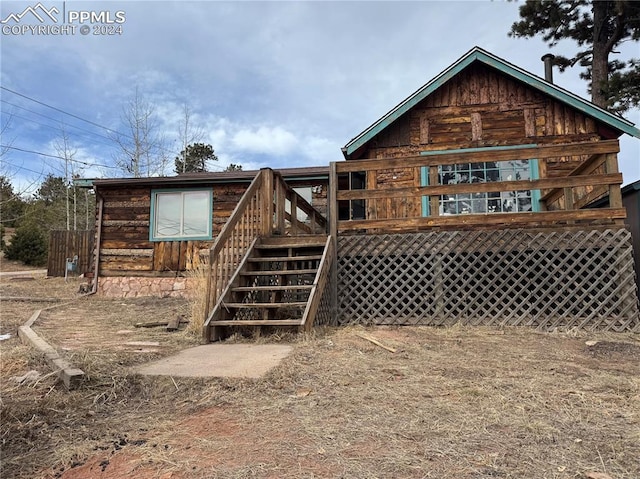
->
[90, 167, 328, 298]
[331, 47, 639, 332]
[89, 47, 640, 337]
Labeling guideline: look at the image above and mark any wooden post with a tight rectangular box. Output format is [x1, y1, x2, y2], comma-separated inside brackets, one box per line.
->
[261, 168, 273, 236]
[564, 187, 574, 210]
[203, 248, 214, 342]
[429, 166, 439, 217]
[275, 177, 285, 235]
[605, 153, 624, 225]
[605, 153, 623, 208]
[290, 194, 298, 235]
[329, 162, 339, 322]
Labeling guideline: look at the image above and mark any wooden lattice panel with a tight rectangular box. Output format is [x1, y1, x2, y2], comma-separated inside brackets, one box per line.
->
[337, 228, 639, 332]
[314, 260, 336, 326]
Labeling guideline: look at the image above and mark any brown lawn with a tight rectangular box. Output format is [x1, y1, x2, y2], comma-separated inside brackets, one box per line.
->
[1, 272, 639, 479]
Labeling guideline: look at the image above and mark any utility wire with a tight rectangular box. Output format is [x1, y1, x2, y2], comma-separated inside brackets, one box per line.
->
[0, 159, 49, 177]
[2, 112, 116, 148]
[1, 86, 228, 172]
[0, 145, 121, 170]
[1, 100, 116, 145]
[1, 86, 123, 137]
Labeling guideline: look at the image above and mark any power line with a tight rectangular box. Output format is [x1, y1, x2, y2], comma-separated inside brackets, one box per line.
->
[1, 86, 123, 137]
[0, 144, 121, 170]
[1, 111, 116, 149]
[0, 159, 49, 177]
[1, 86, 228, 172]
[1, 99, 116, 145]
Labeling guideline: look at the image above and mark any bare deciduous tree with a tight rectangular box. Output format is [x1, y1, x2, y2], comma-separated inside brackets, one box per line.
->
[111, 88, 169, 177]
[177, 104, 205, 174]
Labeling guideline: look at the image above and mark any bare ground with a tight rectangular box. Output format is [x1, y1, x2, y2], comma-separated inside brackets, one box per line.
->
[1, 271, 639, 479]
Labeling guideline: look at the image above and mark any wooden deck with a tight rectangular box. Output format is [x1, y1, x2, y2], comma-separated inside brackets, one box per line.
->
[330, 139, 625, 234]
[326, 139, 639, 331]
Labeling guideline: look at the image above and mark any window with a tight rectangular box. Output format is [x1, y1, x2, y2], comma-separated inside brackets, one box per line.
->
[421, 160, 540, 216]
[150, 189, 212, 241]
[338, 171, 366, 220]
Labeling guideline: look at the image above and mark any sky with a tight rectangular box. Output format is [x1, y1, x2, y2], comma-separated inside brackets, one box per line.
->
[1, 0, 639, 196]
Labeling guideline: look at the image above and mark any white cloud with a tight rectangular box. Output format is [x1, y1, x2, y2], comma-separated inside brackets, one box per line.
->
[231, 126, 298, 156]
[1, 0, 638, 186]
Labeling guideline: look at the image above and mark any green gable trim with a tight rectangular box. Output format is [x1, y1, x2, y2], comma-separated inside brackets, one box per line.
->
[343, 47, 640, 158]
[73, 178, 96, 188]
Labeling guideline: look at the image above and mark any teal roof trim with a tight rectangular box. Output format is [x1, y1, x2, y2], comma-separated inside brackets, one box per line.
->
[343, 47, 640, 158]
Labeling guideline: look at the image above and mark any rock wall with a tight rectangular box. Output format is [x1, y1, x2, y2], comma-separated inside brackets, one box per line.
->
[98, 276, 195, 298]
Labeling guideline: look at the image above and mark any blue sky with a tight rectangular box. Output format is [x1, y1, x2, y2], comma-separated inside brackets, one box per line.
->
[1, 0, 639, 195]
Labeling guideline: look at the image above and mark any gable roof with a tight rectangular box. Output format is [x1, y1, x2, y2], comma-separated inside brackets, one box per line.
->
[342, 46, 640, 159]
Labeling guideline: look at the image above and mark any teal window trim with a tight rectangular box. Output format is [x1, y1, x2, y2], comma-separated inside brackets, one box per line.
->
[420, 158, 541, 216]
[530, 159, 541, 212]
[421, 166, 429, 217]
[149, 188, 213, 242]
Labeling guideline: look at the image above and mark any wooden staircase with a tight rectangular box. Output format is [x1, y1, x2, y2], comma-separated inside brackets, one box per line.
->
[202, 168, 334, 342]
[205, 235, 332, 341]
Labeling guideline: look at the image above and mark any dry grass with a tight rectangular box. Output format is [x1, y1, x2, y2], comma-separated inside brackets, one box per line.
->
[184, 261, 209, 337]
[1, 274, 639, 479]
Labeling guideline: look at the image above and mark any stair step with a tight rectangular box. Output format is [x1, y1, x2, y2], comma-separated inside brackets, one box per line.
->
[209, 319, 303, 326]
[223, 302, 308, 309]
[257, 241, 326, 250]
[232, 285, 314, 292]
[241, 269, 318, 276]
[260, 234, 326, 244]
[249, 255, 322, 262]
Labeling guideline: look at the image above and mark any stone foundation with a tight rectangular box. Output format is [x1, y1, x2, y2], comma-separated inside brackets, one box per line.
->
[98, 276, 196, 298]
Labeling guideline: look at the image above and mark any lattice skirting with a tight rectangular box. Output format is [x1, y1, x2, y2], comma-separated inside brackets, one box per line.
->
[337, 228, 639, 332]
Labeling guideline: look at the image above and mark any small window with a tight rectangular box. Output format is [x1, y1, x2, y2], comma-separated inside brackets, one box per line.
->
[150, 189, 212, 241]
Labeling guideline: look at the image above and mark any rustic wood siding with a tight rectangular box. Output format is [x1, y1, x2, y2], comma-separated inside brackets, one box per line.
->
[353, 63, 614, 221]
[623, 188, 640, 303]
[365, 63, 601, 161]
[96, 177, 329, 277]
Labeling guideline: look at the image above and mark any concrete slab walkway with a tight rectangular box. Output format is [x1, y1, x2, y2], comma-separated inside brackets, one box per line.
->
[133, 343, 293, 379]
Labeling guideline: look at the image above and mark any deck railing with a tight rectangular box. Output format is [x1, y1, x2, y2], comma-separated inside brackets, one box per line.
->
[300, 235, 335, 331]
[330, 139, 625, 235]
[203, 168, 328, 336]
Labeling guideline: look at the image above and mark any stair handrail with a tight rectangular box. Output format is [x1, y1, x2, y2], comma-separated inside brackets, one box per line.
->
[300, 235, 335, 330]
[204, 169, 269, 326]
[273, 172, 328, 236]
[203, 168, 331, 340]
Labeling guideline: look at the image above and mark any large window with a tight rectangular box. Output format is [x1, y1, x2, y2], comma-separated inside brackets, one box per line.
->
[440, 160, 535, 215]
[150, 189, 212, 241]
[422, 160, 539, 216]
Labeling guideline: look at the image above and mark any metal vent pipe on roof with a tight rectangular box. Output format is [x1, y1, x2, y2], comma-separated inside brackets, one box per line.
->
[541, 53, 555, 83]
